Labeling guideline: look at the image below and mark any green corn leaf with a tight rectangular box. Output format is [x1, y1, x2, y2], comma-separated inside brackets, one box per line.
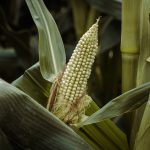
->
[26, 0, 66, 82]
[77, 82, 150, 126]
[12, 63, 51, 107]
[0, 79, 92, 150]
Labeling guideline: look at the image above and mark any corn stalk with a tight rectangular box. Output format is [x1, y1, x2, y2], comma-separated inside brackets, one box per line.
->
[121, 0, 140, 93]
[131, 0, 150, 149]
[121, 0, 141, 138]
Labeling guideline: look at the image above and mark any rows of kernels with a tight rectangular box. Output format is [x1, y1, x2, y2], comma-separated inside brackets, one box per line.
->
[58, 21, 98, 103]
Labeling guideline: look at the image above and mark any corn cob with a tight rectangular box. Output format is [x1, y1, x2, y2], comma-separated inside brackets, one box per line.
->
[50, 19, 99, 124]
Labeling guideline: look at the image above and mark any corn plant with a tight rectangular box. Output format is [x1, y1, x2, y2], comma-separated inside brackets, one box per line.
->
[0, 0, 150, 149]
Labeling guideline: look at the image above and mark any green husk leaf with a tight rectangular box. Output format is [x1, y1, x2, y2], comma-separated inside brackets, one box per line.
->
[26, 0, 66, 82]
[12, 63, 51, 107]
[0, 79, 92, 150]
[77, 82, 150, 126]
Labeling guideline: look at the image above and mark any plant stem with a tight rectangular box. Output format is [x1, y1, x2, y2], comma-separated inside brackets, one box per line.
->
[121, 0, 141, 140]
[131, 0, 150, 149]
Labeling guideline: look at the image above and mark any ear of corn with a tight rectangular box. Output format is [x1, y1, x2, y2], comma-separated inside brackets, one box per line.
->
[47, 20, 99, 124]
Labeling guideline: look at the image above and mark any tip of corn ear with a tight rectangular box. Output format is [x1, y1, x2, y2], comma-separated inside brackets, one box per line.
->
[96, 16, 101, 22]
[84, 18, 99, 34]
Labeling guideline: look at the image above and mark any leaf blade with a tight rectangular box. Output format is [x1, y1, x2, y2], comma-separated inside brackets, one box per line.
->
[77, 82, 150, 126]
[0, 79, 92, 150]
[12, 63, 51, 107]
[26, 0, 66, 82]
